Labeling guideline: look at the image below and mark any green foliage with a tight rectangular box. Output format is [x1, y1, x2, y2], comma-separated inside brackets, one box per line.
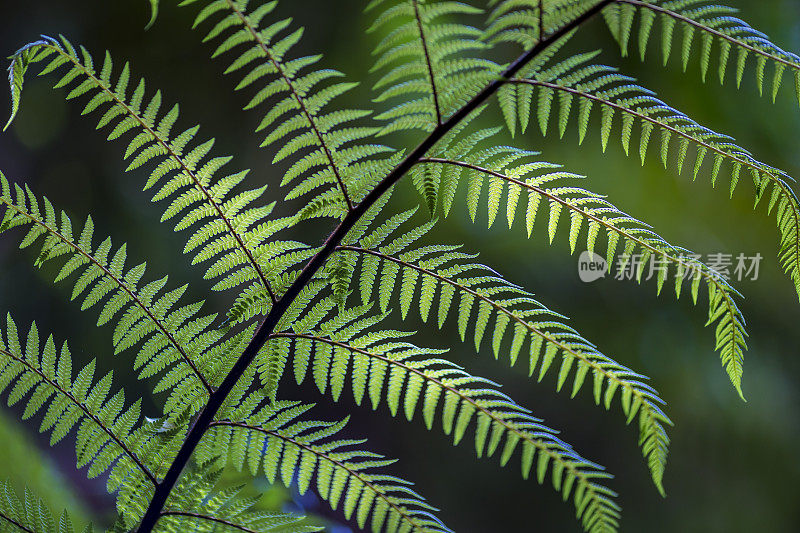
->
[1, 1, 798, 532]
[0, 481, 90, 533]
[334, 208, 671, 491]
[0, 315, 165, 524]
[603, 1, 800, 98]
[0, 410, 90, 527]
[158, 463, 319, 533]
[412, 126, 748, 396]
[0, 172, 219, 417]
[497, 48, 800, 300]
[185, 0, 397, 215]
[262, 307, 622, 529]
[368, 0, 495, 133]
[201, 398, 446, 533]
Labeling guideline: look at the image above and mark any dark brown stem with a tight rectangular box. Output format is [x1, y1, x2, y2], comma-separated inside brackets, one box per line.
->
[158, 512, 258, 532]
[539, 0, 545, 41]
[0, 512, 34, 533]
[412, 0, 442, 125]
[135, 2, 613, 530]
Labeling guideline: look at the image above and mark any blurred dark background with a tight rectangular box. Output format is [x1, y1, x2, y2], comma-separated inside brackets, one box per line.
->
[1, 1, 799, 532]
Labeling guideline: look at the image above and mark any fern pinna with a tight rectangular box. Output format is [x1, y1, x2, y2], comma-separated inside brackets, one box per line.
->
[0, 0, 798, 532]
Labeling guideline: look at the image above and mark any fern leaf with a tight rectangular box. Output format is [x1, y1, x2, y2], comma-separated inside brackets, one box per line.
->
[266, 304, 623, 532]
[158, 462, 320, 533]
[609, 0, 800, 104]
[0, 482, 91, 533]
[5, 37, 288, 304]
[201, 400, 449, 533]
[337, 211, 671, 493]
[500, 49, 800, 298]
[0, 315, 165, 524]
[180, 0, 399, 211]
[414, 137, 748, 397]
[368, 0, 496, 135]
[0, 172, 217, 409]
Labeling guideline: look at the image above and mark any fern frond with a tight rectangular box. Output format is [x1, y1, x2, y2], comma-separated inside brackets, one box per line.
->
[5, 37, 288, 302]
[181, 0, 397, 212]
[158, 462, 319, 533]
[499, 49, 800, 298]
[484, 0, 598, 48]
[0, 481, 90, 533]
[0, 315, 167, 522]
[606, 0, 800, 102]
[263, 307, 622, 532]
[335, 238, 670, 492]
[0, 172, 217, 408]
[411, 135, 748, 397]
[201, 400, 450, 533]
[368, 0, 498, 135]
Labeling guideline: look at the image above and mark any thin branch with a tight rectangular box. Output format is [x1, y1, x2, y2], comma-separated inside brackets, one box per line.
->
[158, 512, 258, 533]
[616, 0, 800, 70]
[539, 0, 545, 42]
[46, 43, 277, 304]
[0, 512, 34, 533]
[135, 2, 614, 530]
[0, 194, 213, 394]
[224, 0, 354, 211]
[0, 345, 158, 484]
[209, 419, 428, 531]
[412, 0, 443, 125]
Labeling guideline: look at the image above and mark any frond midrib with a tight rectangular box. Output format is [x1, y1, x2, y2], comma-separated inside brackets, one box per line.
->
[617, 0, 800, 70]
[412, 0, 443, 124]
[222, 0, 354, 210]
[0, 191, 213, 394]
[41, 41, 277, 304]
[210, 418, 432, 532]
[134, 1, 621, 528]
[0, 344, 157, 484]
[272, 331, 615, 524]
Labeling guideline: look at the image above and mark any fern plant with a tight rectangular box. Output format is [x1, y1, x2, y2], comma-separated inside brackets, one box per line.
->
[0, 0, 798, 531]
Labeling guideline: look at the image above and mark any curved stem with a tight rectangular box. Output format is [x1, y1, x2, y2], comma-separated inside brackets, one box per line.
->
[158, 512, 258, 533]
[135, 2, 614, 530]
[0, 512, 34, 533]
